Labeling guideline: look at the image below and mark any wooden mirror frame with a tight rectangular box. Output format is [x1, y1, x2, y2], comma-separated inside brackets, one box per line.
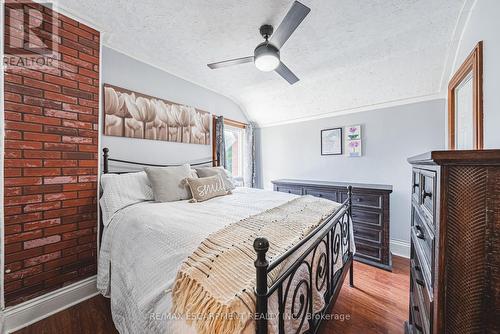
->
[448, 41, 483, 150]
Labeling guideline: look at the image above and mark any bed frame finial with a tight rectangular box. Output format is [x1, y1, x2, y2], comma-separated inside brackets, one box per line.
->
[347, 185, 354, 287]
[347, 185, 353, 207]
[103, 147, 109, 174]
[254, 237, 269, 334]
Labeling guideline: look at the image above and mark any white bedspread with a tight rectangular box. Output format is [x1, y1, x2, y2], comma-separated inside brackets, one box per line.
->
[98, 187, 301, 334]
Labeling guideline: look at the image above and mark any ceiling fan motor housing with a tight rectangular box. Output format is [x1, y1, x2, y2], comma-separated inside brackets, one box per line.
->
[259, 24, 274, 39]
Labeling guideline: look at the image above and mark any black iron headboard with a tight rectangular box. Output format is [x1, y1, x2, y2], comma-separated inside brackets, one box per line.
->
[99, 147, 219, 241]
[102, 147, 219, 174]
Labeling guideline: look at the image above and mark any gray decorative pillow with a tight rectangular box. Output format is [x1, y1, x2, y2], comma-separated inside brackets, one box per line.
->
[144, 164, 195, 202]
[186, 174, 231, 202]
[194, 167, 235, 191]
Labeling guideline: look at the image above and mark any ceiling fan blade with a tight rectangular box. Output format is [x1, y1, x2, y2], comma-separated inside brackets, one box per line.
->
[275, 62, 299, 84]
[207, 56, 254, 69]
[270, 1, 311, 49]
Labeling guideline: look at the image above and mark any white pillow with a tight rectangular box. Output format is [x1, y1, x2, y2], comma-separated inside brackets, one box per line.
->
[144, 164, 195, 202]
[194, 166, 236, 191]
[100, 171, 154, 226]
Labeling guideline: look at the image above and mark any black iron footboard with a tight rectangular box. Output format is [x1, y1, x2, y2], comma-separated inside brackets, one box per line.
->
[254, 186, 354, 334]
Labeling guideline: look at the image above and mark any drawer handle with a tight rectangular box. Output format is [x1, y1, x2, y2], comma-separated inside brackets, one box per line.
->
[414, 322, 423, 332]
[416, 277, 425, 287]
[411, 303, 423, 332]
[414, 265, 425, 287]
[356, 198, 362, 202]
[415, 226, 425, 240]
[412, 183, 419, 190]
[422, 190, 432, 200]
[318, 194, 323, 197]
[288, 190, 291, 193]
[415, 275, 425, 287]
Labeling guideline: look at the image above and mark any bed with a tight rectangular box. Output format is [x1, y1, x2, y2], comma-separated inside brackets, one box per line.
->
[98, 148, 355, 334]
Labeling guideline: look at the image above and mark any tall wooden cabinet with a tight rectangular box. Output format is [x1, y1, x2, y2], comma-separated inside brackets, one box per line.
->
[406, 150, 500, 334]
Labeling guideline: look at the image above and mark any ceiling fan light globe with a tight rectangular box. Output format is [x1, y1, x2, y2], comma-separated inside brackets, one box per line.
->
[254, 43, 280, 72]
[255, 54, 280, 72]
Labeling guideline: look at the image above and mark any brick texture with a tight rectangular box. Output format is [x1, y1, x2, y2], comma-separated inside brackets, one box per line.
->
[3, 1, 100, 306]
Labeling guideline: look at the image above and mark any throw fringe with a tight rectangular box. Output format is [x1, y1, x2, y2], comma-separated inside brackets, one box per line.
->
[170, 195, 340, 334]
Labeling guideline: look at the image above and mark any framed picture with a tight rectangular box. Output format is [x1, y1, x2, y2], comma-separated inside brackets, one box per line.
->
[103, 84, 211, 145]
[346, 125, 362, 157]
[347, 140, 362, 157]
[346, 125, 361, 140]
[321, 128, 343, 155]
[448, 41, 483, 149]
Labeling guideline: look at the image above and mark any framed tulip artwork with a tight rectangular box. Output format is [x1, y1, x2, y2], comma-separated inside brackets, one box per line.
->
[103, 84, 211, 145]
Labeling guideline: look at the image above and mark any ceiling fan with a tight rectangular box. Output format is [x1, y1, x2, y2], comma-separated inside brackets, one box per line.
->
[207, 1, 311, 85]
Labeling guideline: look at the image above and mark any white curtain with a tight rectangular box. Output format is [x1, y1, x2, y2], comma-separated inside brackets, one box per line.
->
[242, 122, 256, 187]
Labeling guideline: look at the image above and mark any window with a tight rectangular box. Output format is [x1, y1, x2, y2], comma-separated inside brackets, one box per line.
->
[224, 125, 244, 177]
[212, 117, 247, 183]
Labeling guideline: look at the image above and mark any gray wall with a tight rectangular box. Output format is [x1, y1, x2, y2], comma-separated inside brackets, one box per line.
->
[102, 47, 247, 166]
[448, 0, 500, 148]
[256, 99, 446, 243]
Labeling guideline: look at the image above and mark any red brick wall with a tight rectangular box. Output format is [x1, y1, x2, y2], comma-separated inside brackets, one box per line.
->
[3, 1, 100, 306]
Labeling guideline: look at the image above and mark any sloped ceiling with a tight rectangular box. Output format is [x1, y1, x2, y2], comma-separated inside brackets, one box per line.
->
[60, 0, 466, 126]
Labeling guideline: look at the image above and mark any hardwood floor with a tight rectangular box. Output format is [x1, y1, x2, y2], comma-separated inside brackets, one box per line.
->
[15, 256, 409, 334]
[14, 296, 118, 334]
[322, 256, 410, 334]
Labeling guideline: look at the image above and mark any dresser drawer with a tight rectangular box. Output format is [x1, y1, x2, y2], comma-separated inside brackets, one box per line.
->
[411, 207, 434, 272]
[351, 209, 383, 228]
[410, 293, 427, 334]
[411, 256, 431, 321]
[420, 170, 436, 226]
[303, 187, 337, 201]
[411, 245, 433, 295]
[412, 169, 421, 204]
[410, 263, 431, 334]
[353, 224, 382, 244]
[353, 241, 382, 262]
[274, 185, 302, 195]
[340, 192, 383, 209]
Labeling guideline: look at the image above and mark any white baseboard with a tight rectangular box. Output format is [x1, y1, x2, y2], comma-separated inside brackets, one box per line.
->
[390, 239, 410, 258]
[2, 276, 98, 334]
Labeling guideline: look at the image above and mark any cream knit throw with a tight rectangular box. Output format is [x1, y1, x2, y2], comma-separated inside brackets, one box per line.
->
[171, 195, 340, 334]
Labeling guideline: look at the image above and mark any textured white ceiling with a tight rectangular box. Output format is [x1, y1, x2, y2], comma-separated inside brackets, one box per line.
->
[60, 0, 466, 126]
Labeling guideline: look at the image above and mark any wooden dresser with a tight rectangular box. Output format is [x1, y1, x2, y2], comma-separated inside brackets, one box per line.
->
[272, 179, 393, 270]
[406, 150, 500, 334]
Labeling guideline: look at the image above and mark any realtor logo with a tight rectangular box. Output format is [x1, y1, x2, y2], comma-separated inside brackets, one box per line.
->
[5, 1, 56, 55]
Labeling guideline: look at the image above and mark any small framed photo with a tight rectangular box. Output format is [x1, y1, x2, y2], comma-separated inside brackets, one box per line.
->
[347, 140, 362, 157]
[346, 125, 361, 141]
[321, 127, 343, 155]
[346, 125, 362, 157]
